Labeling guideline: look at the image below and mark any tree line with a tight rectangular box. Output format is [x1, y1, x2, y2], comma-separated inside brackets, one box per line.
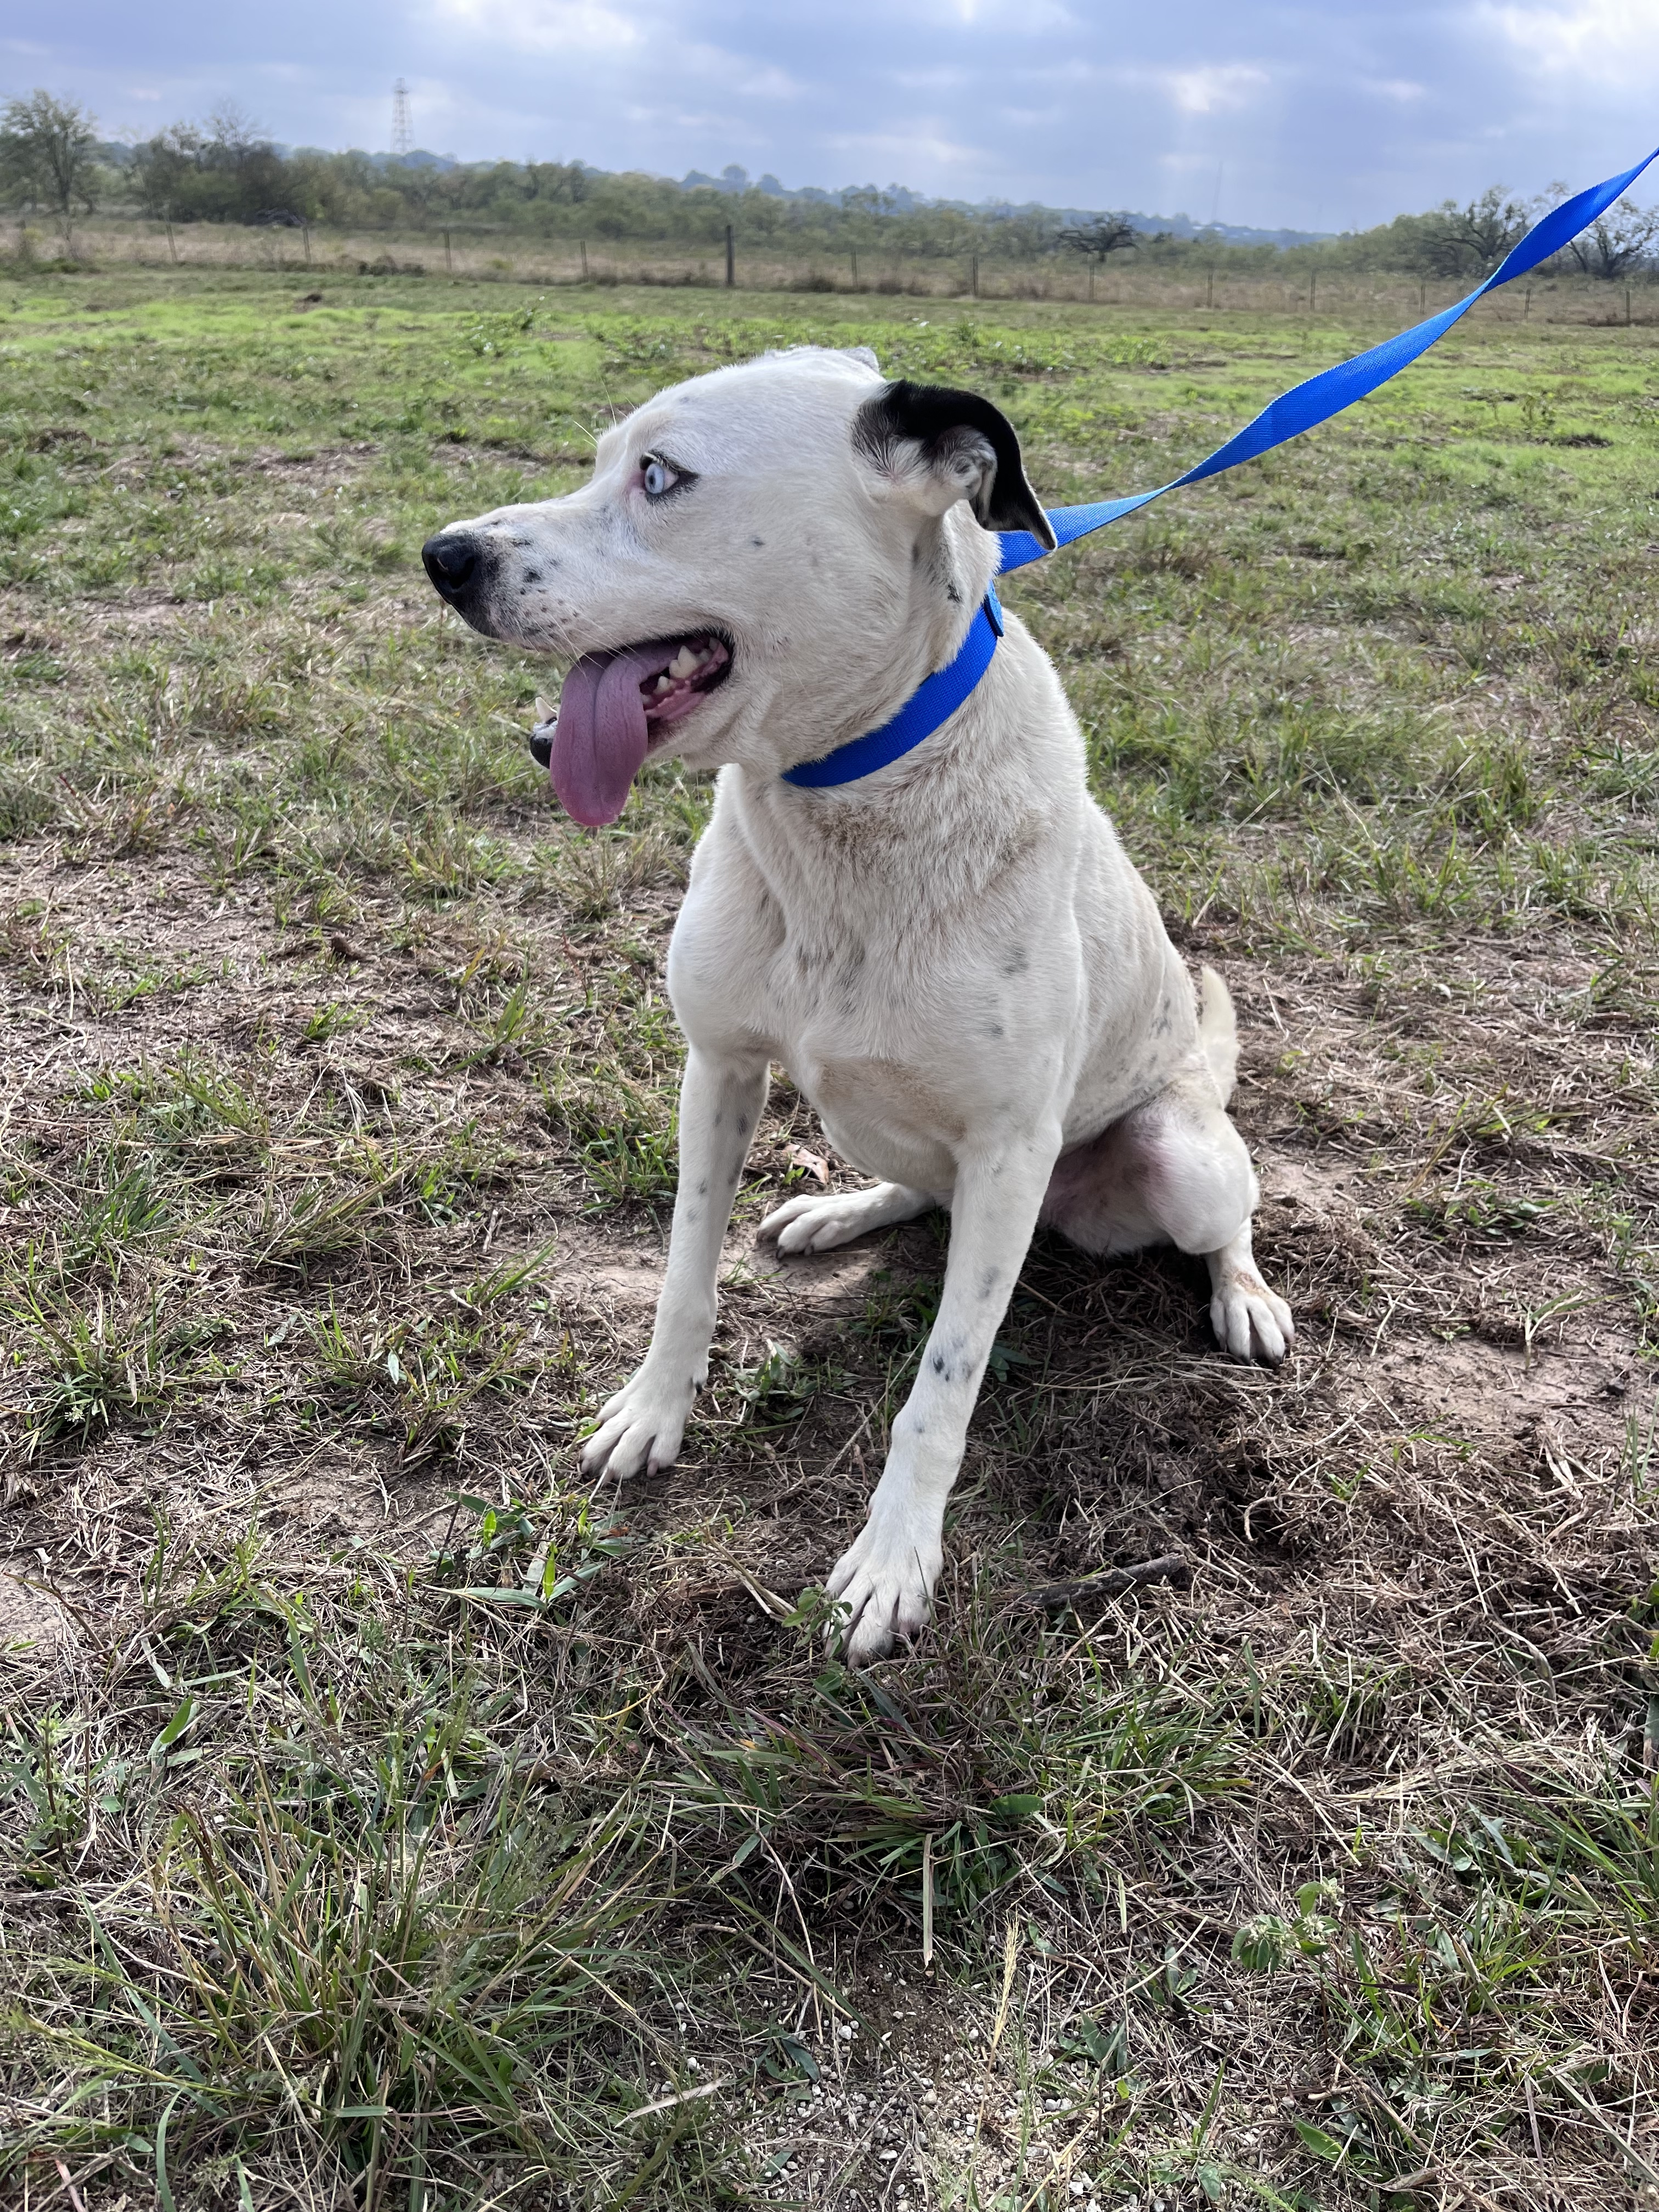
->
[2, 87, 1656, 280]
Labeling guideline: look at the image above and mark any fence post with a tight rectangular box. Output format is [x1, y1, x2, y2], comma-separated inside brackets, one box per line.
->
[1626, 283, 1633, 326]
[1418, 279, 1426, 316]
[969, 251, 978, 297]
[166, 207, 178, 264]
[443, 227, 452, 275]
[1523, 285, 1530, 320]
[1206, 265, 1214, 308]
[725, 222, 735, 289]
[1088, 259, 1095, 301]
[850, 246, 858, 287]
[1310, 269, 1317, 313]
[579, 239, 588, 280]
[302, 220, 312, 269]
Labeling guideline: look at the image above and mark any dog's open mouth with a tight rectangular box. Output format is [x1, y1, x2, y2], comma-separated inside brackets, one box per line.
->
[535, 632, 731, 827]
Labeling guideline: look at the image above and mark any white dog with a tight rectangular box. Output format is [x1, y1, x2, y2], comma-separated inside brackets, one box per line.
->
[422, 345, 1292, 1662]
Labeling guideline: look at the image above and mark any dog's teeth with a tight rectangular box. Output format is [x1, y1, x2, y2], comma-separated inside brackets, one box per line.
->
[668, 646, 698, 679]
[654, 674, 673, 693]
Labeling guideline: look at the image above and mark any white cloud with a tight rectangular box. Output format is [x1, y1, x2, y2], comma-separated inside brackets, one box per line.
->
[889, 66, 975, 92]
[938, 0, 1077, 29]
[425, 0, 647, 56]
[822, 127, 995, 176]
[1161, 62, 1270, 115]
[1478, 0, 1659, 84]
[704, 53, 801, 100]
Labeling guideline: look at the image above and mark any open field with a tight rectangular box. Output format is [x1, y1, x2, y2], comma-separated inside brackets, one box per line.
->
[1, 264, 1658, 2211]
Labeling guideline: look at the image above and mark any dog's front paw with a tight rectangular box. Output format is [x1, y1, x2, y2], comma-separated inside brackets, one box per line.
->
[760, 1190, 871, 1255]
[1210, 1269, 1294, 1365]
[759, 1181, 929, 1256]
[824, 1514, 944, 1664]
[579, 1363, 699, 1479]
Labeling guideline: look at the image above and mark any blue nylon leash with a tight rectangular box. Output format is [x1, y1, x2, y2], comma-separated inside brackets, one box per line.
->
[784, 141, 1659, 791]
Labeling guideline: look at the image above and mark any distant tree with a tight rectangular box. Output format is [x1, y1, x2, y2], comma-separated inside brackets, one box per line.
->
[1564, 197, 1659, 279]
[130, 122, 206, 217]
[1057, 213, 1138, 262]
[523, 160, 587, 206]
[1422, 187, 1532, 278]
[0, 89, 101, 251]
[132, 106, 299, 225]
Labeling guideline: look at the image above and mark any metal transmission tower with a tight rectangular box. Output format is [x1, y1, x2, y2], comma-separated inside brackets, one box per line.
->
[392, 79, 413, 158]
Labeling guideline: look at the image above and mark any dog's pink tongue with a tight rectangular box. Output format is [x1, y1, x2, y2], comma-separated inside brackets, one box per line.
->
[549, 645, 664, 827]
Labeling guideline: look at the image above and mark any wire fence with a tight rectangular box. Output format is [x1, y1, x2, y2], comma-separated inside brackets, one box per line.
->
[9, 215, 1659, 325]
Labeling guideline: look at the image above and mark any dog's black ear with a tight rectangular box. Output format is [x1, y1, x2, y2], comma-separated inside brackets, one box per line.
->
[854, 379, 1056, 548]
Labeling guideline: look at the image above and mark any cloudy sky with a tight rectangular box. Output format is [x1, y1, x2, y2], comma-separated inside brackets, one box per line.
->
[4, 1, 1656, 232]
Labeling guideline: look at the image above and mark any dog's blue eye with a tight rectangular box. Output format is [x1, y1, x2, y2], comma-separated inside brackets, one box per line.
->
[642, 457, 679, 498]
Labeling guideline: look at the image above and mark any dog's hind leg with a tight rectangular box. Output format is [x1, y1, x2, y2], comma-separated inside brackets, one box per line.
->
[1204, 1220, 1292, 1365]
[760, 1180, 938, 1256]
[581, 1046, 770, 1480]
[1045, 1068, 1293, 1365]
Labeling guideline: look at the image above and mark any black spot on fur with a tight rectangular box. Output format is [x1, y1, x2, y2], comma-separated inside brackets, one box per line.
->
[751, 536, 765, 547]
[697, 1179, 709, 1197]
[1001, 946, 1029, 977]
[988, 1022, 1004, 1039]
[854, 380, 1056, 544]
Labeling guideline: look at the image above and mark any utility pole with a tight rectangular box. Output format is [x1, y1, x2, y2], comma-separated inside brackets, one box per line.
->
[392, 79, 413, 159]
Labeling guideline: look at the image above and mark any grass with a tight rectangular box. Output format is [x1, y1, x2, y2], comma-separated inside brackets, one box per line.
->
[1, 258, 1658, 2210]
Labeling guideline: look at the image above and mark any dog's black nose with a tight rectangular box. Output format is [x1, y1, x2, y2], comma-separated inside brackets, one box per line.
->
[422, 532, 480, 600]
[528, 724, 554, 768]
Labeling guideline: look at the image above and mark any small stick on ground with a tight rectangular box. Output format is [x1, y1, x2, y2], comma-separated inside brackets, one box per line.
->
[1029, 1553, 1191, 1613]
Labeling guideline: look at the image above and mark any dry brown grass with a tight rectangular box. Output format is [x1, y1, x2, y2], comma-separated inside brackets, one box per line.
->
[0, 265, 1656, 2211]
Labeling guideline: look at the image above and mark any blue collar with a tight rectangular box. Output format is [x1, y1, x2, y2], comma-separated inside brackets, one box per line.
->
[782, 586, 1003, 790]
[777, 138, 1657, 794]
